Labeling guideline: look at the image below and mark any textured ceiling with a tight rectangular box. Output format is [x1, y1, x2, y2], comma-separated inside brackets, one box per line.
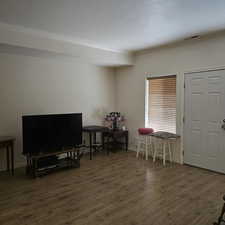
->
[0, 0, 225, 52]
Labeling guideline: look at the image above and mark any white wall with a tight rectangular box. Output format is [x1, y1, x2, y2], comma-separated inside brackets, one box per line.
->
[2, 31, 225, 170]
[0, 53, 116, 169]
[115, 31, 225, 163]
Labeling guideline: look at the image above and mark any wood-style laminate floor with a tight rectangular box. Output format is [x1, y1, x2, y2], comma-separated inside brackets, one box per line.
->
[0, 151, 225, 225]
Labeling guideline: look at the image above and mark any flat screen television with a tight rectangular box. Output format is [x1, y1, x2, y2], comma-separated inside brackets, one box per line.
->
[22, 113, 82, 155]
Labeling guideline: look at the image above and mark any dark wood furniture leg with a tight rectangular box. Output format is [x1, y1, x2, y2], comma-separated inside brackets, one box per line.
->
[32, 159, 37, 178]
[125, 132, 128, 152]
[89, 132, 92, 160]
[106, 136, 110, 155]
[11, 142, 14, 175]
[94, 132, 97, 145]
[26, 157, 30, 175]
[6, 146, 10, 172]
[0, 137, 15, 176]
[102, 133, 105, 151]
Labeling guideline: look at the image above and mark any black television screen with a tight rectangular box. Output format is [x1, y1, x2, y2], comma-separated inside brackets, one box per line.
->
[22, 113, 82, 155]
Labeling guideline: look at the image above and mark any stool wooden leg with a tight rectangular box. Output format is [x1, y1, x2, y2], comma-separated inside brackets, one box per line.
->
[153, 139, 157, 163]
[163, 141, 166, 166]
[149, 136, 153, 157]
[152, 137, 155, 158]
[89, 133, 93, 160]
[168, 141, 172, 163]
[145, 136, 148, 160]
[153, 137, 157, 159]
[136, 137, 141, 158]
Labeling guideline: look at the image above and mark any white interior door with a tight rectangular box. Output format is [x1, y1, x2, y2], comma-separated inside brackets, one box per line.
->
[184, 69, 225, 174]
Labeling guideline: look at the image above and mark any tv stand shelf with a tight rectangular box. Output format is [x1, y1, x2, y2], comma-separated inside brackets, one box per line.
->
[25, 148, 81, 178]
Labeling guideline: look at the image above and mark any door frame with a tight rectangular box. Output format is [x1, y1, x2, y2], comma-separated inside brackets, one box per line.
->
[183, 66, 225, 166]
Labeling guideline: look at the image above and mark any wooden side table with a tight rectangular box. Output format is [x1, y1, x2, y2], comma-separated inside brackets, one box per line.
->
[103, 129, 129, 154]
[83, 126, 109, 160]
[0, 136, 15, 175]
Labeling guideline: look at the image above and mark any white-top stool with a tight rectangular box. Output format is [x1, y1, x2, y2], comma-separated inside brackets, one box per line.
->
[136, 134, 149, 160]
[150, 132, 180, 166]
[136, 128, 154, 160]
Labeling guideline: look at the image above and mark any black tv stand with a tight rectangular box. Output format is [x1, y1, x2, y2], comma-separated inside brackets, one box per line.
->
[25, 148, 81, 178]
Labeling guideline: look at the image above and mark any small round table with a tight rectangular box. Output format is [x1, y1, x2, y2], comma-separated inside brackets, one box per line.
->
[82, 126, 108, 160]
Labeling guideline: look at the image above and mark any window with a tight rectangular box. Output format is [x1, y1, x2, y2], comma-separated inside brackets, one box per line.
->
[146, 76, 176, 133]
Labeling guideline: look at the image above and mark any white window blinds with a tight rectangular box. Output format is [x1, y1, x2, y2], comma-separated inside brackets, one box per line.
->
[147, 76, 176, 133]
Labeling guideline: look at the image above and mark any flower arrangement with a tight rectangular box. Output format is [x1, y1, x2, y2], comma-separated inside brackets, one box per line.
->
[104, 112, 125, 130]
